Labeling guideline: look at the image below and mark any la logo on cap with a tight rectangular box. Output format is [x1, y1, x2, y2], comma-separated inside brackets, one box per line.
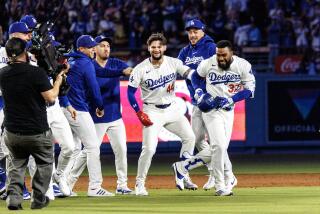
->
[190, 21, 194, 25]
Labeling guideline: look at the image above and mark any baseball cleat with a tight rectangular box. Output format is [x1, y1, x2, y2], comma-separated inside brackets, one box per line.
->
[203, 175, 215, 191]
[172, 162, 186, 190]
[116, 186, 133, 195]
[52, 183, 64, 198]
[215, 189, 233, 196]
[53, 173, 71, 197]
[135, 183, 148, 196]
[23, 191, 31, 200]
[183, 174, 198, 190]
[23, 183, 31, 200]
[88, 188, 115, 197]
[226, 176, 238, 192]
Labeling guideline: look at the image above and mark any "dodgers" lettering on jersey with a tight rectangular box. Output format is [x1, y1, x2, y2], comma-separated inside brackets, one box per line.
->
[145, 73, 176, 90]
[1, 57, 8, 64]
[208, 72, 241, 85]
[185, 56, 204, 65]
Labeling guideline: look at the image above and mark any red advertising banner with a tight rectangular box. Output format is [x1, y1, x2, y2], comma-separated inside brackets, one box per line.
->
[102, 80, 246, 143]
[275, 55, 303, 74]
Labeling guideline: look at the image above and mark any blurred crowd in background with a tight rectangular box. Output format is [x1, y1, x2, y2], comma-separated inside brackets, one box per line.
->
[0, 0, 319, 73]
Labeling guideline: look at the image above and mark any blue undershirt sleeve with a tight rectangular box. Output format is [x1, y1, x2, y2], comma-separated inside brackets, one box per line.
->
[191, 71, 205, 90]
[127, 85, 140, 113]
[58, 96, 70, 107]
[232, 89, 252, 103]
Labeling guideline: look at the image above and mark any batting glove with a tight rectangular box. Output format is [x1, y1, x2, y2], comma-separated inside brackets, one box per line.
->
[136, 111, 153, 127]
[217, 97, 234, 110]
[194, 88, 204, 104]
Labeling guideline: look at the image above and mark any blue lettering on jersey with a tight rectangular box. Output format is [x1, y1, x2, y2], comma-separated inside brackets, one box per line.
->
[1, 57, 8, 64]
[208, 72, 241, 85]
[145, 73, 176, 90]
[185, 56, 204, 65]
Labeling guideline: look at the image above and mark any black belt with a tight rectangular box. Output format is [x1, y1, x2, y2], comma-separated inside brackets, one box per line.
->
[144, 103, 171, 109]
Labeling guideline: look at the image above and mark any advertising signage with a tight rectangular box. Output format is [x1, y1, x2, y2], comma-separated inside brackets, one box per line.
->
[102, 80, 246, 143]
[268, 80, 320, 141]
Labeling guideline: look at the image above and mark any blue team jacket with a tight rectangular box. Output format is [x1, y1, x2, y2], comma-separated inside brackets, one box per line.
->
[90, 58, 128, 123]
[178, 35, 216, 104]
[64, 51, 103, 112]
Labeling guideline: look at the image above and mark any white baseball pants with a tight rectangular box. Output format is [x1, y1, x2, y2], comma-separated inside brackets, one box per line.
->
[191, 106, 234, 180]
[62, 109, 103, 190]
[66, 119, 128, 188]
[136, 101, 195, 184]
[203, 109, 234, 191]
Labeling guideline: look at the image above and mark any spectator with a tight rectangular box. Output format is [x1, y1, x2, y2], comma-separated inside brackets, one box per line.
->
[267, 18, 281, 70]
[247, 18, 262, 46]
[294, 20, 309, 53]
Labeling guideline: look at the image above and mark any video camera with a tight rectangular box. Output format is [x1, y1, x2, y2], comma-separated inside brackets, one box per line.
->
[30, 21, 70, 96]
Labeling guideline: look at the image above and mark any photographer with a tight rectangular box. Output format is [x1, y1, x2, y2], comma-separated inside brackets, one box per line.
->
[0, 37, 67, 210]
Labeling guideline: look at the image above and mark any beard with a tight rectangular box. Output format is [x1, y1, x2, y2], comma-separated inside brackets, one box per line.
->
[151, 54, 162, 61]
[100, 55, 109, 60]
[218, 59, 232, 70]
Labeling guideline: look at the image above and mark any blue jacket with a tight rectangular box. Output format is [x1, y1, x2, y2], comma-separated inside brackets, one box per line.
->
[178, 35, 216, 104]
[90, 58, 128, 123]
[64, 51, 103, 112]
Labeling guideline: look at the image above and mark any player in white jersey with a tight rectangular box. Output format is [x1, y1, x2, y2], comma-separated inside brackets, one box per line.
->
[172, 40, 255, 196]
[127, 33, 196, 196]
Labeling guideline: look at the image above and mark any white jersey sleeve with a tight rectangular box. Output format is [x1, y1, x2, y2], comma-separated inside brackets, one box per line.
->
[0, 47, 9, 69]
[175, 58, 190, 78]
[196, 59, 209, 77]
[128, 64, 142, 88]
[239, 58, 255, 97]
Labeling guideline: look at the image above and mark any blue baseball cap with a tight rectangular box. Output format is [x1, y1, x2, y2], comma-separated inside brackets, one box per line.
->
[95, 35, 112, 45]
[9, 22, 31, 35]
[76, 35, 98, 48]
[185, 19, 205, 31]
[20, 15, 37, 29]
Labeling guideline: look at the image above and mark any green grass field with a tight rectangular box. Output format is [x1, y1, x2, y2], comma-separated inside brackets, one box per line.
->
[0, 187, 320, 213]
[0, 154, 319, 213]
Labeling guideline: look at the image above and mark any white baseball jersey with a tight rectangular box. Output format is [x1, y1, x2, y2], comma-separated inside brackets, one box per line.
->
[0, 47, 9, 69]
[129, 56, 190, 105]
[197, 55, 255, 98]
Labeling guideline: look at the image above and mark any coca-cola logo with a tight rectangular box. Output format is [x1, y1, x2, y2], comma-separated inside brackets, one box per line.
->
[280, 58, 300, 72]
[275, 55, 302, 73]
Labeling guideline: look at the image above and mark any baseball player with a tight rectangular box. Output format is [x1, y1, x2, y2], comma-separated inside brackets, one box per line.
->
[173, 40, 255, 196]
[65, 35, 133, 195]
[0, 22, 36, 200]
[61, 35, 113, 197]
[127, 33, 195, 196]
[178, 18, 236, 190]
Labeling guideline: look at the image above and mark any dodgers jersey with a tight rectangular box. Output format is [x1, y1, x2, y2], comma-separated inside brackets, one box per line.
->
[129, 56, 190, 105]
[197, 55, 255, 98]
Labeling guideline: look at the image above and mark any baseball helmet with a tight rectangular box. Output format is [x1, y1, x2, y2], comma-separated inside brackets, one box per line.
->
[5, 37, 27, 58]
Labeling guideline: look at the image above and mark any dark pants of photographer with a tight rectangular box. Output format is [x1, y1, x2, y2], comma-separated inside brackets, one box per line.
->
[4, 129, 53, 207]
